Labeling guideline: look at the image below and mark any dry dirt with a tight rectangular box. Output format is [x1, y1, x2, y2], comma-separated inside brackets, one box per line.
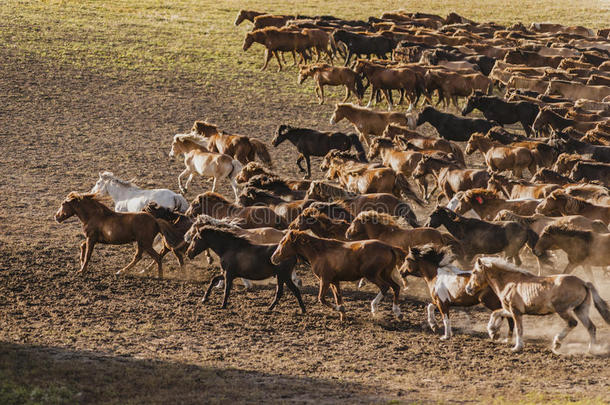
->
[1, 50, 609, 404]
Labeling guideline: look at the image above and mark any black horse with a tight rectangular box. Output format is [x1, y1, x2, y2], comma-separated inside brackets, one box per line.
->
[272, 125, 367, 179]
[415, 106, 497, 142]
[332, 29, 397, 66]
[185, 225, 306, 313]
[461, 92, 539, 135]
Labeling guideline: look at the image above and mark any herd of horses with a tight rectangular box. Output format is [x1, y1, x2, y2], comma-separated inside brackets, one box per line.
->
[54, 10, 610, 354]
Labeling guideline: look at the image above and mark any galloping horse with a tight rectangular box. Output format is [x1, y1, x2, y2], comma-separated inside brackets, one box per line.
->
[169, 134, 242, 200]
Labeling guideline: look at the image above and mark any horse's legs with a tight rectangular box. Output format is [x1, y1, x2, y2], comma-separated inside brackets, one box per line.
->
[143, 245, 170, 273]
[291, 50, 297, 66]
[210, 176, 218, 193]
[487, 308, 511, 340]
[583, 265, 596, 283]
[573, 295, 596, 352]
[178, 169, 190, 194]
[370, 291, 384, 314]
[438, 306, 452, 340]
[79, 241, 86, 265]
[366, 86, 376, 107]
[143, 244, 163, 278]
[562, 261, 577, 274]
[330, 283, 345, 321]
[296, 154, 306, 174]
[344, 50, 352, 67]
[274, 51, 284, 72]
[305, 155, 312, 179]
[117, 243, 144, 276]
[268, 275, 284, 311]
[78, 237, 96, 273]
[317, 279, 333, 311]
[383, 89, 393, 111]
[427, 303, 439, 332]
[230, 178, 240, 202]
[285, 275, 306, 313]
[261, 49, 272, 71]
[319, 84, 325, 105]
[202, 275, 224, 303]
[552, 311, 578, 352]
[388, 276, 402, 319]
[221, 275, 234, 309]
[511, 310, 524, 352]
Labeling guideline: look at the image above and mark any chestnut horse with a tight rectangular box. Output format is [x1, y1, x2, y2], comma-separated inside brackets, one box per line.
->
[185, 191, 287, 229]
[288, 207, 350, 240]
[298, 64, 364, 104]
[465, 257, 610, 352]
[54, 193, 181, 277]
[271, 230, 406, 321]
[400, 245, 513, 341]
[465, 133, 537, 178]
[192, 121, 273, 168]
[453, 188, 541, 220]
[185, 225, 305, 313]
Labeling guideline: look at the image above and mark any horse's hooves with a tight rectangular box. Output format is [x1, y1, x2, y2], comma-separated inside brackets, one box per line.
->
[440, 336, 450, 341]
[511, 346, 523, 352]
[115, 270, 122, 276]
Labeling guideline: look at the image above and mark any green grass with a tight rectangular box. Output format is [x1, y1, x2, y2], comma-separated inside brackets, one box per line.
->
[2, 0, 609, 87]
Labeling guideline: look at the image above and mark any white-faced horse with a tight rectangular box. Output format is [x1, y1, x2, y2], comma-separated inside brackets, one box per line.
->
[91, 172, 189, 213]
[169, 133, 242, 201]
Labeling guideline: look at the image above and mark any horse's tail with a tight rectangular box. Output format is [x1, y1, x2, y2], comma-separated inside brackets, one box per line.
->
[228, 159, 243, 181]
[394, 172, 424, 207]
[348, 133, 368, 162]
[156, 219, 185, 249]
[250, 139, 274, 168]
[586, 282, 610, 324]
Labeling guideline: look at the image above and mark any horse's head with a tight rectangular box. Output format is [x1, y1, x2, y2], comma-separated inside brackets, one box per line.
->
[465, 132, 484, 155]
[452, 193, 473, 216]
[415, 107, 432, 127]
[532, 227, 555, 257]
[344, 217, 367, 240]
[55, 193, 79, 222]
[535, 193, 560, 216]
[367, 137, 383, 160]
[412, 158, 428, 179]
[465, 258, 489, 295]
[185, 194, 204, 218]
[330, 104, 347, 125]
[289, 207, 318, 232]
[242, 32, 255, 51]
[185, 226, 208, 260]
[425, 206, 450, 228]
[271, 230, 299, 265]
[461, 92, 482, 116]
[234, 10, 247, 26]
[90, 172, 110, 195]
[297, 65, 312, 84]
[272, 125, 289, 147]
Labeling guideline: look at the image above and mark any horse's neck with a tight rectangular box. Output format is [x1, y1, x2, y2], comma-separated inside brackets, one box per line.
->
[106, 180, 140, 200]
[441, 215, 465, 238]
[476, 140, 493, 153]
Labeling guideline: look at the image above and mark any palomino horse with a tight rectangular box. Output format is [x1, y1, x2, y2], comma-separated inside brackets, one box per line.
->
[54, 193, 181, 277]
[235, 162, 311, 191]
[425, 206, 538, 265]
[322, 151, 424, 206]
[90, 171, 189, 213]
[298, 64, 364, 104]
[169, 133, 242, 200]
[191, 121, 273, 167]
[185, 191, 287, 230]
[329, 103, 415, 147]
[184, 225, 305, 313]
[465, 133, 537, 178]
[272, 124, 366, 179]
[400, 245, 513, 340]
[452, 188, 541, 220]
[271, 230, 406, 321]
[465, 257, 610, 352]
[533, 224, 610, 280]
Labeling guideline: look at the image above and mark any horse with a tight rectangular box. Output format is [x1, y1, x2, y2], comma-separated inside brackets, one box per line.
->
[242, 27, 311, 71]
[185, 191, 288, 230]
[354, 60, 422, 110]
[465, 257, 610, 352]
[271, 230, 405, 321]
[89, 171, 189, 213]
[271, 124, 366, 179]
[486, 172, 559, 200]
[322, 151, 424, 206]
[238, 187, 312, 223]
[184, 225, 305, 313]
[533, 107, 597, 136]
[536, 190, 610, 225]
[243, 175, 307, 201]
[465, 133, 537, 178]
[411, 156, 468, 202]
[305, 182, 419, 227]
[461, 91, 539, 136]
[288, 207, 350, 240]
[493, 210, 609, 235]
[54, 192, 182, 278]
[234, 10, 265, 26]
[345, 211, 465, 263]
[169, 134, 242, 200]
[425, 206, 538, 265]
[298, 64, 364, 104]
[191, 121, 273, 168]
[452, 188, 541, 220]
[382, 125, 465, 166]
[400, 245, 514, 340]
[330, 103, 415, 147]
[415, 106, 497, 142]
[235, 162, 311, 191]
[533, 224, 610, 280]
[332, 29, 396, 66]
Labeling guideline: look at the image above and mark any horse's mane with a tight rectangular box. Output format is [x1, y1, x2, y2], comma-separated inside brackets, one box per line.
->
[173, 133, 209, 148]
[241, 161, 277, 177]
[66, 192, 114, 215]
[326, 149, 362, 162]
[192, 120, 219, 134]
[240, 186, 285, 203]
[371, 137, 394, 148]
[246, 174, 291, 191]
[464, 188, 502, 202]
[193, 214, 245, 231]
[353, 210, 409, 228]
[295, 206, 345, 225]
[99, 171, 138, 188]
[197, 225, 254, 247]
[542, 224, 593, 242]
[409, 244, 452, 267]
[478, 257, 534, 275]
[202, 191, 234, 205]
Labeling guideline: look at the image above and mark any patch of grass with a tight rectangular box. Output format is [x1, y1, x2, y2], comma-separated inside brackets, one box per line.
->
[0, 378, 75, 405]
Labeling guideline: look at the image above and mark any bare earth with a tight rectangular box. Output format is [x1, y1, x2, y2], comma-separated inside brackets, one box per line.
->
[1, 48, 609, 404]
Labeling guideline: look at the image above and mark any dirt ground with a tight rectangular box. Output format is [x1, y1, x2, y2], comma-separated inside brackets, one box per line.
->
[1, 46, 610, 404]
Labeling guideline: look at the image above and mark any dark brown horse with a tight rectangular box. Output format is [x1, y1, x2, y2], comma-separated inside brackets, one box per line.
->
[235, 162, 311, 191]
[185, 225, 305, 313]
[55, 192, 181, 277]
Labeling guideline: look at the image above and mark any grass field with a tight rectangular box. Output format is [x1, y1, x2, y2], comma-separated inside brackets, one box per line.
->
[1, 1, 610, 404]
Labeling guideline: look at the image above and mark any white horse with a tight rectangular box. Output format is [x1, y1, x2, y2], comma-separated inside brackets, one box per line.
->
[91, 172, 189, 213]
[169, 133, 242, 201]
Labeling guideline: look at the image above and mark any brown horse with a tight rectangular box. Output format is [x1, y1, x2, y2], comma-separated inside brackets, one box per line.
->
[288, 207, 350, 240]
[330, 103, 415, 146]
[238, 187, 312, 223]
[465, 133, 537, 178]
[493, 210, 609, 235]
[243, 175, 307, 201]
[533, 224, 610, 279]
[411, 156, 465, 202]
[487, 173, 559, 199]
[400, 245, 513, 340]
[465, 257, 610, 352]
[185, 191, 287, 229]
[382, 125, 465, 166]
[235, 162, 311, 191]
[54, 193, 181, 277]
[234, 10, 265, 26]
[298, 64, 364, 104]
[271, 230, 406, 321]
[354, 60, 422, 110]
[453, 188, 541, 220]
[192, 121, 273, 167]
[536, 190, 610, 225]
[242, 27, 311, 71]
